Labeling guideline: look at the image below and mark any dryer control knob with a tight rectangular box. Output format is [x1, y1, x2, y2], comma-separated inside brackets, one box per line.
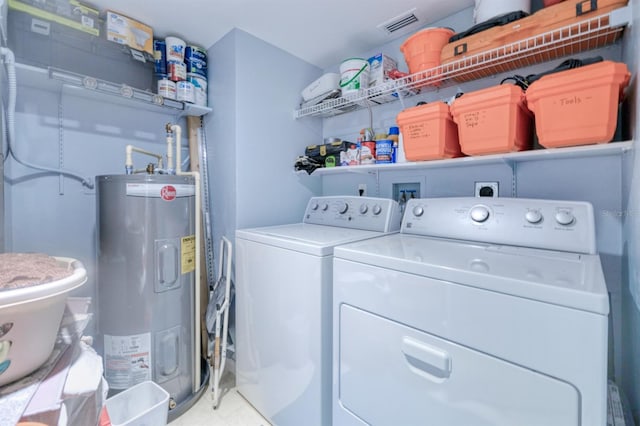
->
[310, 202, 319, 211]
[359, 204, 369, 214]
[338, 202, 349, 214]
[555, 210, 575, 226]
[321, 203, 329, 211]
[372, 204, 382, 215]
[525, 210, 543, 224]
[470, 205, 490, 223]
[412, 206, 424, 217]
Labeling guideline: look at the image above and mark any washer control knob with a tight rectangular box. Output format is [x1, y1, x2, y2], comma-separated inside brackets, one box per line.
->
[310, 202, 319, 211]
[359, 204, 369, 214]
[372, 204, 382, 215]
[338, 202, 349, 214]
[525, 210, 543, 224]
[412, 206, 424, 217]
[555, 210, 575, 226]
[470, 205, 490, 223]
[321, 203, 329, 211]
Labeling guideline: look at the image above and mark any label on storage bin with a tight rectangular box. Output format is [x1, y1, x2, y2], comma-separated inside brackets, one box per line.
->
[104, 333, 151, 390]
[462, 110, 487, 129]
[405, 122, 432, 138]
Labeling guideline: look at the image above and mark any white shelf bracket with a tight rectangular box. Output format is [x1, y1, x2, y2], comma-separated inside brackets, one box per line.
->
[501, 158, 518, 197]
[610, 5, 631, 28]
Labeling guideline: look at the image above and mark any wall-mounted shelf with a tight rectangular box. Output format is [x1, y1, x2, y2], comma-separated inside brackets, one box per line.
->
[297, 141, 633, 176]
[294, 7, 629, 119]
[15, 63, 212, 117]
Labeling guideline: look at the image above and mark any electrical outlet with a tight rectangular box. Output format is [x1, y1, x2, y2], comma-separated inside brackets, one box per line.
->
[358, 183, 367, 196]
[475, 182, 498, 197]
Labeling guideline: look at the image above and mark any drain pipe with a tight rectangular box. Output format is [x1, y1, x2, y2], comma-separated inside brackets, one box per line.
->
[165, 123, 174, 174]
[1, 47, 94, 189]
[168, 123, 202, 392]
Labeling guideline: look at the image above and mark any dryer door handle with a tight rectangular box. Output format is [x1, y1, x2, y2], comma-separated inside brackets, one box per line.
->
[401, 336, 452, 382]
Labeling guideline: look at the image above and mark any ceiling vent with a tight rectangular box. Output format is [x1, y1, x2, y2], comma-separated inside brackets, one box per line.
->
[377, 9, 421, 36]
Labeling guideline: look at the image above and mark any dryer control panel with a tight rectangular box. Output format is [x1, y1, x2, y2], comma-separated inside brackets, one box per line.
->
[402, 197, 596, 254]
[303, 196, 402, 232]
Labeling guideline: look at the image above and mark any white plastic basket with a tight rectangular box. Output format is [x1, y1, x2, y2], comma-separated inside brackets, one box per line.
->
[0, 256, 87, 386]
[105, 381, 170, 426]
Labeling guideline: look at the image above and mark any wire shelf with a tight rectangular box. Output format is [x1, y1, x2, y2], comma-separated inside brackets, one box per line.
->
[42, 67, 212, 117]
[294, 9, 627, 119]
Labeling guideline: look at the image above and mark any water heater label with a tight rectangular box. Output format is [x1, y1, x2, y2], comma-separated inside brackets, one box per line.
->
[181, 235, 196, 274]
[104, 333, 152, 389]
[126, 183, 196, 198]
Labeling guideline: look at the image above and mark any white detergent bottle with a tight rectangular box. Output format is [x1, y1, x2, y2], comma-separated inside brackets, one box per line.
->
[396, 131, 407, 163]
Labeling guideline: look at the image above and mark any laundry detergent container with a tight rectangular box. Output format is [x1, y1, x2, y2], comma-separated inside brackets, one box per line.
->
[450, 84, 532, 155]
[526, 60, 630, 148]
[397, 102, 462, 161]
[400, 27, 454, 87]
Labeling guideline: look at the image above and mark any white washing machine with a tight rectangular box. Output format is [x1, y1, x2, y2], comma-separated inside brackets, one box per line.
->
[332, 197, 609, 426]
[235, 196, 402, 426]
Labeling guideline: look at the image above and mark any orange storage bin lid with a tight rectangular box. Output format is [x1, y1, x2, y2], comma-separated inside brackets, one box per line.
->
[526, 60, 630, 148]
[451, 84, 527, 113]
[398, 101, 450, 121]
[450, 84, 532, 155]
[397, 102, 462, 161]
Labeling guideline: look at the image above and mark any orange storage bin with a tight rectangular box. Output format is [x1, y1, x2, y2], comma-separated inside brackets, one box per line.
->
[400, 27, 454, 87]
[526, 60, 630, 148]
[450, 84, 532, 155]
[396, 102, 462, 161]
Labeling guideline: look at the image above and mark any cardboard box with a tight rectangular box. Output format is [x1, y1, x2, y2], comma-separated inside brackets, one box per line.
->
[368, 53, 397, 87]
[367, 53, 412, 104]
[8, 0, 100, 36]
[9, 9, 155, 91]
[105, 11, 153, 56]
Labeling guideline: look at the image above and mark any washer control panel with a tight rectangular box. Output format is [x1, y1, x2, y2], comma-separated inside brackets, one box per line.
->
[304, 196, 402, 232]
[402, 197, 596, 254]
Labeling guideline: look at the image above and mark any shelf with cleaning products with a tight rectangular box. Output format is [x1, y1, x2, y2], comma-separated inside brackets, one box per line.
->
[294, 6, 629, 119]
[296, 141, 633, 176]
[14, 62, 212, 117]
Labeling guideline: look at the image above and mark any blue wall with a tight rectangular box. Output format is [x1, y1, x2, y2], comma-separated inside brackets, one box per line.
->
[205, 29, 323, 263]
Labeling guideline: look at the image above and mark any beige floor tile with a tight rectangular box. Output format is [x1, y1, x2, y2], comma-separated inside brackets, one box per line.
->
[169, 371, 271, 426]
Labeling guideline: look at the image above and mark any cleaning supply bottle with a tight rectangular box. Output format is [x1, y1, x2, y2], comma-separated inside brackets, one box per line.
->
[388, 126, 402, 163]
[397, 130, 408, 163]
[360, 128, 376, 165]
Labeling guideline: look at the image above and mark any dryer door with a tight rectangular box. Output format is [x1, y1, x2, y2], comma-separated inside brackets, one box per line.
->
[337, 305, 579, 426]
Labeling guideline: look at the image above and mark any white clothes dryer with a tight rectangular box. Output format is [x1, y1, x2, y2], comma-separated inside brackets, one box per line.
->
[235, 196, 402, 426]
[332, 197, 609, 426]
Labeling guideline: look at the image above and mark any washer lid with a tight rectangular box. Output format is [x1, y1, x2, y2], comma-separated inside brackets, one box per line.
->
[236, 223, 391, 256]
[334, 234, 609, 315]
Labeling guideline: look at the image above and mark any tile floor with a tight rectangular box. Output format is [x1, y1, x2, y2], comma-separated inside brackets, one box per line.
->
[169, 367, 272, 426]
